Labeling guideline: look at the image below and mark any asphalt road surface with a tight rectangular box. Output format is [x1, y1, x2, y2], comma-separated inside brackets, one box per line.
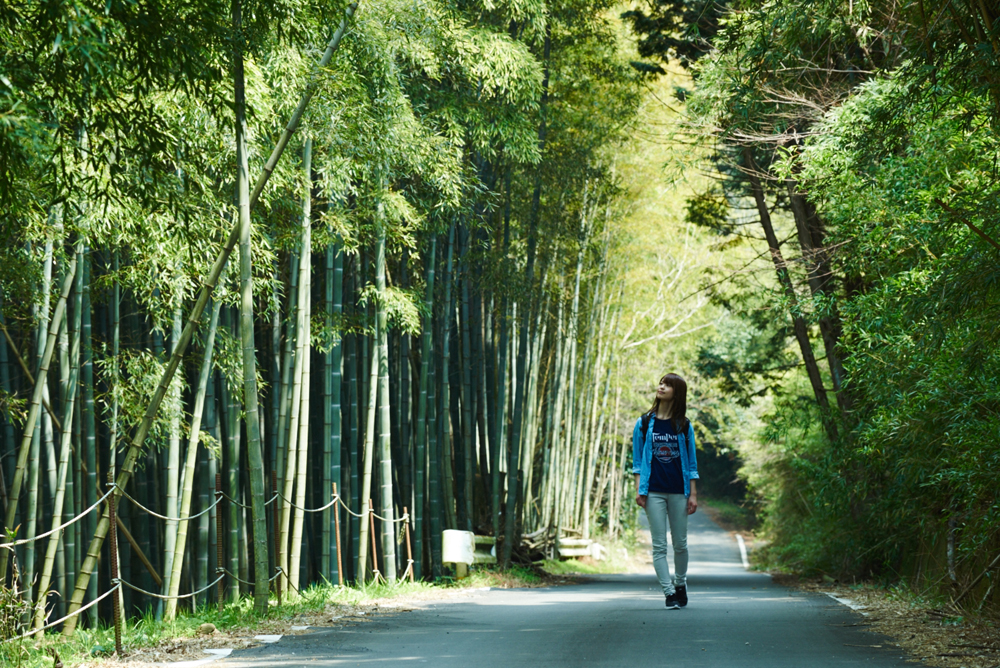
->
[221, 510, 909, 667]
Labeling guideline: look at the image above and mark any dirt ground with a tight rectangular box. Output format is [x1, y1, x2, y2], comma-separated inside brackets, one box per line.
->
[774, 575, 999, 668]
[699, 501, 999, 667]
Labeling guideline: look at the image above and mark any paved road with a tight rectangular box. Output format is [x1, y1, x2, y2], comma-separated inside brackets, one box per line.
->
[222, 511, 910, 667]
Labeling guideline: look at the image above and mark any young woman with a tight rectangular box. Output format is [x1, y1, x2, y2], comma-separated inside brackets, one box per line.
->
[632, 373, 699, 609]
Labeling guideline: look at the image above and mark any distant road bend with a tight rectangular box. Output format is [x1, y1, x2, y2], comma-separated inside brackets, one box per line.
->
[222, 512, 910, 667]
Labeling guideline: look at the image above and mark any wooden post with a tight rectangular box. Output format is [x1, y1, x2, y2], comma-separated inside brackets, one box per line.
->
[368, 499, 380, 582]
[216, 474, 224, 612]
[403, 506, 413, 583]
[107, 474, 123, 657]
[272, 471, 282, 606]
[333, 483, 343, 586]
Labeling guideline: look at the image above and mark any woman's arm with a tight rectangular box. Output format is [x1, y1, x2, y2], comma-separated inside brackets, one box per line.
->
[632, 419, 647, 507]
[687, 480, 697, 515]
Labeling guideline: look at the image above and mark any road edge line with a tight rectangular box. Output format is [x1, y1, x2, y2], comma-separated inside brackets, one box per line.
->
[736, 534, 750, 569]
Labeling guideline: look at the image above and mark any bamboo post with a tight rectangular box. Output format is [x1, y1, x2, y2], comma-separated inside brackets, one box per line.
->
[403, 506, 413, 583]
[273, 471, 282, 606]
[333, 483, 343, 586]
[368, 499, 380, 582]
[107, 474, 123, 657]
[216, 474, 224, 612]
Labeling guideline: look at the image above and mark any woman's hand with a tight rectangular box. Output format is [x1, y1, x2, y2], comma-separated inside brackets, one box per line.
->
[635, 494, 647, 509]
[686, 495, 698, 515]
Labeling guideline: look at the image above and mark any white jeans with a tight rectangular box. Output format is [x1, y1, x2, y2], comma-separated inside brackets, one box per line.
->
[644, 492, 688, 595]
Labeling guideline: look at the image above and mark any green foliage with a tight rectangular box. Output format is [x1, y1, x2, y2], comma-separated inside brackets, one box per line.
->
[654, 0, 1000, 611]
[797, 74, 1000, 575]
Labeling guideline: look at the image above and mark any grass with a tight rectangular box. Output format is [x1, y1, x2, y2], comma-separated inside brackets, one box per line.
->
[539, 533, 638, 576]
[0, 567, 547, 668]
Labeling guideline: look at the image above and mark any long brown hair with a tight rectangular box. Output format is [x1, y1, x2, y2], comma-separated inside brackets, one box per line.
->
[647, 373, 688, 434]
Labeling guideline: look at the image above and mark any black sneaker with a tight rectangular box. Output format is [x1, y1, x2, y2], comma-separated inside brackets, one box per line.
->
[665, 591, 681, 609]
[675, 585, 688, 608]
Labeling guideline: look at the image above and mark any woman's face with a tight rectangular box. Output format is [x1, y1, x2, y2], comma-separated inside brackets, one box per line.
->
[656, 380, 674, 401]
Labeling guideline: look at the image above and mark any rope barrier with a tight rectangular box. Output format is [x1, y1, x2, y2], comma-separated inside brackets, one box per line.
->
[275, 567, 301, 596]
[0, 487, 115, 549]
[220, 491, 279, 510]
[115, 574, 223, 601]
[330, 495, 407, 523]
[115, 487, 221, 523]
[371, 510, 409, 524]
[335, 496, 369, 518]
[277, 491, 340, 514]
[0, 584, 121, 644]
[216, 567, 282, 588]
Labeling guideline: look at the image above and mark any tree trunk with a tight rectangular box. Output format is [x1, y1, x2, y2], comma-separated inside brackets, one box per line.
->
[744, 148, 837, 443]
[785, 177, 850, 413]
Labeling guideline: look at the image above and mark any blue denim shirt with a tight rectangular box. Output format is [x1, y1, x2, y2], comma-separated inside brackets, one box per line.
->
[632, 414, 699, 497]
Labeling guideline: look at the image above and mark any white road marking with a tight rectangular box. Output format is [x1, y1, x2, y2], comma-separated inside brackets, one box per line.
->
[736, 534, 750, 569]
[824, 592, 869, 616]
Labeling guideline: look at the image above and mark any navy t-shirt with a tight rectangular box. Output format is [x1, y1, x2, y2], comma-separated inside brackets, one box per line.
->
[648, 418, 684, 494]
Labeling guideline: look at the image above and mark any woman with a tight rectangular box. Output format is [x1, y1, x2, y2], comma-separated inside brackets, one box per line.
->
[632, 373, 699, 609]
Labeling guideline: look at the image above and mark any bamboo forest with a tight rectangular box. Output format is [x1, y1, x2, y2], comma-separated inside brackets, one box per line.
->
[1, 0, 999, 662]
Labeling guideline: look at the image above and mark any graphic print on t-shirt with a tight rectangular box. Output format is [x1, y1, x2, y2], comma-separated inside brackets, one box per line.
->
[648, 417, 684, 494]
[652, 425, 679, 464]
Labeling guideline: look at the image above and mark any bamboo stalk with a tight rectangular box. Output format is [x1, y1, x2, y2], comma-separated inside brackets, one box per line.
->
[288, 137, 313, 593]
[81, 250, 97, 622]
[329, 245, 344, 582]
[356, 303, 379, 582]
[458, 230, 475, 532]
[0, 251, 77, 581]
[34, 243, 83, 630]
[505, 29, 551, 566]
[22, 239, 55, 602]
[375, 223, 397, 582]
[439, 224, 457, 532]
[62, 18, 355, 617]
[164, 298, 221, 619]
[161, 309, 183, 611]
[427, 281, 442, 577]
[413, 233, 435, 580]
